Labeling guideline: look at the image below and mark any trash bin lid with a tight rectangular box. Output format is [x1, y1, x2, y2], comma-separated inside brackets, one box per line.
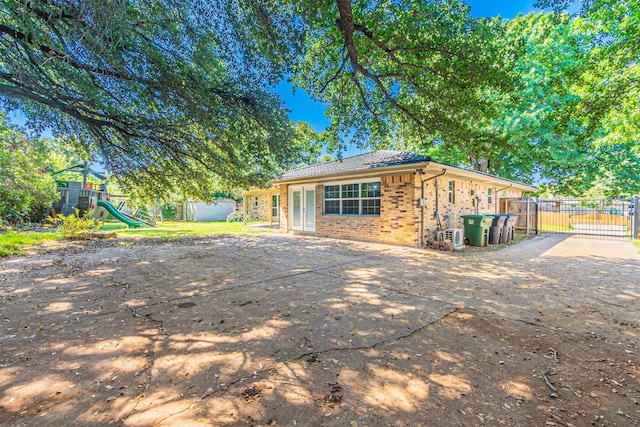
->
[491, 215, 507, 226]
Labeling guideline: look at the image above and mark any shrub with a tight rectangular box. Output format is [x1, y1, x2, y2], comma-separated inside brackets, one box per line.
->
[161, 202, 178, 220]
[48, 209, 98, 239]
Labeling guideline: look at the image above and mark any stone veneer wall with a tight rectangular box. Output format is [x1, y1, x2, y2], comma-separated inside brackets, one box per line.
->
[247, 194, 273, 221]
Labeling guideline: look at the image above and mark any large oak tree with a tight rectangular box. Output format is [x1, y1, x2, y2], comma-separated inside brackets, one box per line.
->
[0, 0, 305, 198]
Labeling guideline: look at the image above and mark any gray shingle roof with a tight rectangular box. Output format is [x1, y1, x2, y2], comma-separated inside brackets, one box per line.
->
[279, 150, 429, 181]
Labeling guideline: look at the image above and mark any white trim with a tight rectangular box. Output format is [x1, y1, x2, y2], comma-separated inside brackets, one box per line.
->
[322, 179, 381, 216]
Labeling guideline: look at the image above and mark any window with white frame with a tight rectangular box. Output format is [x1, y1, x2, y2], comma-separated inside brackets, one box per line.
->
[272, 194, 279, 217]
[487, 187, 493, 205]
[448, 180, 455, 204]
[324, 181, 381, 216]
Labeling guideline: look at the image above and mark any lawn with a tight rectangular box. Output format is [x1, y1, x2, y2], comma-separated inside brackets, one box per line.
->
[0, 230, 62, 257]
[538, 224, 574, 232]
[0, 220, 276, 257]
[100, 220, 275, 237]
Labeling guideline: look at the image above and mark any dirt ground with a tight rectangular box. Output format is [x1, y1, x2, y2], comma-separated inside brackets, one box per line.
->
[0, 233, 638, 427]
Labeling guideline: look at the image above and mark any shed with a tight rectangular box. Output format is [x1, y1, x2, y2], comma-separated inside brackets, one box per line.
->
[184, 199, 237, 221]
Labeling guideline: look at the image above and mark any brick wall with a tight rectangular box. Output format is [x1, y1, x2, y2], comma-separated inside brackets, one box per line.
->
[314, 184, 380, 241]
[278, 175, 526, 247]
[379, 173, 421, 245]
[279, 184, 288, 231]
[420, 177, 525, 242]
[308, 175, 422, 245]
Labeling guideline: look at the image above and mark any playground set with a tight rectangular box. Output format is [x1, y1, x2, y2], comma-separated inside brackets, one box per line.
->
[51, 162, 154, 228]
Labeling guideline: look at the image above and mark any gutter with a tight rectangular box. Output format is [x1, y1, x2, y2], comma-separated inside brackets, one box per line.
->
[419, 168, 447, 248]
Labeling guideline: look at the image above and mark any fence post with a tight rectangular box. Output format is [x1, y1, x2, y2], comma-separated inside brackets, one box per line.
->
[634, 195, 639, 240]
[526, 199, 531, 235]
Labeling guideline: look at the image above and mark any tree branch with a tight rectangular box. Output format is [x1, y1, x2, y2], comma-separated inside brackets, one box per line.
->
[0, 24, 139, 82]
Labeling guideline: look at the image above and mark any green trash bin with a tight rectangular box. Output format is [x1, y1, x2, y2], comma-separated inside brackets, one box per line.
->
[461, 214, 494, 246]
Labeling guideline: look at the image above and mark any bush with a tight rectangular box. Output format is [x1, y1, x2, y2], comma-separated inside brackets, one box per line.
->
[48, 209, 98, 239]
[161, 202, 178, 220]
[0, 118, 58, 223]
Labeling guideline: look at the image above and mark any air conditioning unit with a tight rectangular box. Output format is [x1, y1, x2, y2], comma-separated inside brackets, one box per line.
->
[445, 228, 465, 249]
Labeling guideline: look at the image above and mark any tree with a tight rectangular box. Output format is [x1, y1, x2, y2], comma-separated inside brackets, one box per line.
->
[0, 0, 306, 199]
[0, 114, 58, 222]
[293, 0, 513, 152]
[530, 0, 640, 195]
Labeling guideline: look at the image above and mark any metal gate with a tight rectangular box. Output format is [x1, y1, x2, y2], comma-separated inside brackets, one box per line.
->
[504, 196, 639, 239]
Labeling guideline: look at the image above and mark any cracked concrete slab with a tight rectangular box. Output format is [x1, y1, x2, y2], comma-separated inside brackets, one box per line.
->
[1, 233, 638, 426]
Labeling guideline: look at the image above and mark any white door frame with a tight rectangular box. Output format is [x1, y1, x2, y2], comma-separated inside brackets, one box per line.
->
[289, 185, 316, 232]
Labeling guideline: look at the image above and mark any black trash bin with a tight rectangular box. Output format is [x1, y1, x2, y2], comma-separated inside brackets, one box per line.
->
[489, 215, 507, 244]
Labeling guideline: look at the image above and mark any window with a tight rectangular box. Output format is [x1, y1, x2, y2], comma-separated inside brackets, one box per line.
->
[487, 188, 493, 205]
[254, 195, 259, 206]
[324, 185, 340, 214]
[361, 182, 381, 215]
[272, 194, 280, 217]
[448, 180, 455, 204]
[323, 181, 381, 216]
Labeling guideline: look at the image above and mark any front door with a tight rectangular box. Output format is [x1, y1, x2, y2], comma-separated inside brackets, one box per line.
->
[290, 186, 315, 232]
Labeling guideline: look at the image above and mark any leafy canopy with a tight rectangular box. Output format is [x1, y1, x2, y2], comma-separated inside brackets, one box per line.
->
[0, 0, 306, 199]
[294, 0, 513, 152]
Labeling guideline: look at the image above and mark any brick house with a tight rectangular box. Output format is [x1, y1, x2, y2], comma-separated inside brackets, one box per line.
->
[251, 151, 535, 247]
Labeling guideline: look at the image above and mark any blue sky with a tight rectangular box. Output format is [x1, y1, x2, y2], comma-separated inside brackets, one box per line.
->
[275, 0, 541, 153]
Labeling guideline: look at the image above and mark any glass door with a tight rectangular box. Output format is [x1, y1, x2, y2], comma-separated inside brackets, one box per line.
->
[292, 189, 302, 228]
[305, 188, 315, 231]
[290, 186, 315, 232]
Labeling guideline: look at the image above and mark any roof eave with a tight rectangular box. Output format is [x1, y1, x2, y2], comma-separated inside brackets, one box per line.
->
[274, 161, 431, 184]
[274, 159, 536, 192]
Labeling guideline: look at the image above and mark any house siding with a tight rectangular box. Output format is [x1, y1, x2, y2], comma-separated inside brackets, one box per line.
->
[279, 184, 288, 230]
[379, 173, 421, 245]
[277, 173, 527, 246]
[420, 177, 524, 243]
[247, 194, 274, 221]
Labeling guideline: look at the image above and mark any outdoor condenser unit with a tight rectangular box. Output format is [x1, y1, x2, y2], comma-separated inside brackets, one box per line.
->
[445, 228, 465, 249]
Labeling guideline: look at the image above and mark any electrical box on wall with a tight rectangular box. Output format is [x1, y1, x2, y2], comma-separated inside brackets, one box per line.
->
[418, 198, 425, 206]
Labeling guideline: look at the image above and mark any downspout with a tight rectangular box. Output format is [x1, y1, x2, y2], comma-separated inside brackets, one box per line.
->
[420, 168, 447, 247]
[494, 184, 512, 214]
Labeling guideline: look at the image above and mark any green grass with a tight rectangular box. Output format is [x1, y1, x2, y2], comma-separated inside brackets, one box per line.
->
[99, 220, 275, 237]
[538, 224, 573, 232]
[633, 240, 640, 253]
[0, 230, 62, 257]
[0, 220, 276, 258]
